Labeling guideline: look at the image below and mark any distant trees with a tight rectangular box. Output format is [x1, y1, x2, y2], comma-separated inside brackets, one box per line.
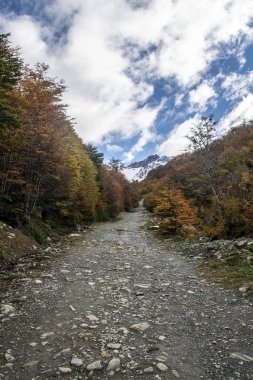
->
[0, 34, 138, 237]
[143, 118, 253, 239]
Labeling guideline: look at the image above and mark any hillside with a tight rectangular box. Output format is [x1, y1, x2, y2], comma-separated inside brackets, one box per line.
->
[142, 120, 253, 239]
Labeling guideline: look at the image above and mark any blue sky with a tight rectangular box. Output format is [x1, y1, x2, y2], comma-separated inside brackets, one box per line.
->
[1, 0, 253, 162]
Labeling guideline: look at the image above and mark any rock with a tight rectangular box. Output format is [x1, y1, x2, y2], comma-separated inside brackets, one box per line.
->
[156, 363, 168, 372]
[130, 322, 150, 332]
[23, 361, 39, 368]
[107, 358, 121, 372]
[229, 353, 253, 362]
[86, 360, 103, 370]
[1, 304, 16, 316]
[71, 357, 83, 367]
[118, 327, 129, 335]
[239, 286, 249, 293]
[159, 335, 166, 341]
[86, 314, 98, 322]
[5, 353, 15, 362]
[34, 279, 42, 284]
[59, 367, 72, 374]
[143, 367, 154, 373]
[107, 343, 121, 349]
[172, 369, 180, 378]
[40, 332, 55, 339]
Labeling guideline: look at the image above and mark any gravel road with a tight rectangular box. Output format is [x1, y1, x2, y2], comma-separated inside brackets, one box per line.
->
[0, 206, 253, 379]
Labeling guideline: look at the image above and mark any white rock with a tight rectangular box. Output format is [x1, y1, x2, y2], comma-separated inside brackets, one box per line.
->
[86, 314, 98, 322]
[71, 357, 83, 367]
[118, 327, 129, 335]
[1, 304, 16, 316]
[229, 353, 253, 362]
[40, 332, 55, 339]
[159, 335, 166, 341]
[86, 360, 103, 370]
[143, 367, 154, 373]
[156, 363, 168, 372]
[5, 353, 15, 362]
[23, 361, 39, 368]
[107, 343, 121, 349]
[172, 369, 180, 378]
[59, 367, 72, 374]
[130, 322, 150, 332]
[34, 279, 42, 284]
[107, 358, 121, 372]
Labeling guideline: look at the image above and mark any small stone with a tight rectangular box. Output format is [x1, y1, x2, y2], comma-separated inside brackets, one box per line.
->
[172, 369, 180, 378]
[108, 370, 115, 376]
[159, 335, 166, 341]
[86, 360, 103, 370]
[107, 358, 121, 372]
[130, 322, 150, 332]
[239, 286, 248, 293]
[59, 367, 72, 374]
[143, 367, 154, 373]
[34, 279, 42, 284]
[1, 304, 16, 316]
[71, 357, 83, 367]
[23, 361, 39, 368]
[156, 363, 168, 372]
[107, 343, 121, 349]
[229, 353, 253, 362]
[40, 332, 55, 339]
[86, 314, 98, 322]
[5, 353, 15, 362]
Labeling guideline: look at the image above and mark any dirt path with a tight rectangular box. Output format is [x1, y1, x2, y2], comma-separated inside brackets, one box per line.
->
[0, 207, 253, 379]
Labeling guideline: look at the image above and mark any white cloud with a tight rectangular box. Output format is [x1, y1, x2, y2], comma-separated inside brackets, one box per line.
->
[189, 82, 217, 112]
[0, 0, 253, 160]
[157, 117, 198, 157]
[106, 144, 123, 153]
[219, 94, 253, 133]
[221, 71, 253, 101]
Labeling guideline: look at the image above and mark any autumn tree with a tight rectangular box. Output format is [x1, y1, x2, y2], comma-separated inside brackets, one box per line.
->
[154, 188, 198, 236]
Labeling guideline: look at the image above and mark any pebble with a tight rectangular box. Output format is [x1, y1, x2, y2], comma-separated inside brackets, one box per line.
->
[156, 363, 168, 372]
[1, 304, 16, 316]
[107, 358, 121, 372]
[107, 343, 121, 349]
[40, 332, 55, 339]
[71, 357, 83, 367]
[86, 360, 103, 370]
[172, 369, 180, 378]
[5, 353, 15, 363]
[23, 361, 39, 368]
[130, 322, 150, 332]
[59, 367, 72, 374]
[86, 314, 99, 322]
[229, 353, 253, 362]
[143, 367, 154, 373]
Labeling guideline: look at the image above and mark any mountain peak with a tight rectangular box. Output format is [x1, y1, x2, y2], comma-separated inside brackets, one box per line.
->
[122, 155, 170, 181]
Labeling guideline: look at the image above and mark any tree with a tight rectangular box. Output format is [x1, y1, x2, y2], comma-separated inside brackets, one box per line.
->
[154, 188, 198, 235]
[0, 34, 23, 130]
[108, 158, 124, 172]
[187, 115, 222, 201]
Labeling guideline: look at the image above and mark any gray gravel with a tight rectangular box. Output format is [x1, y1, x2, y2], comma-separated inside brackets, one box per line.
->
[0, 206, 253, 379]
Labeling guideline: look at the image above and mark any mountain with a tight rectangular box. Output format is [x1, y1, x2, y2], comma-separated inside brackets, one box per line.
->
[122, 154, 170, 181]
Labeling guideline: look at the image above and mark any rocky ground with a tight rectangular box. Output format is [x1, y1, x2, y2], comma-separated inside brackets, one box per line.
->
[0, 206, 253, 379]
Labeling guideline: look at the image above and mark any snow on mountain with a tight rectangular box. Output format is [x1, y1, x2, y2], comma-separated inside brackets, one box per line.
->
[122, 154, 170, 182]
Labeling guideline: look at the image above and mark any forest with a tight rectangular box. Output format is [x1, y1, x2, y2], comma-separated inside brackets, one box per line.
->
[1, 33, 253, 246]
[142, 116, 253, 239]
[0, 34, 138, 243]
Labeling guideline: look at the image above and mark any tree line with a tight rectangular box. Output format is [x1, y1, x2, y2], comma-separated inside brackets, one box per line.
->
[142, 116, 253, 239]
[0, 34, 138, 241]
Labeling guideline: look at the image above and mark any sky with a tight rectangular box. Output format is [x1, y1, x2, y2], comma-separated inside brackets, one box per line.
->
[0, 0, 253, 163]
